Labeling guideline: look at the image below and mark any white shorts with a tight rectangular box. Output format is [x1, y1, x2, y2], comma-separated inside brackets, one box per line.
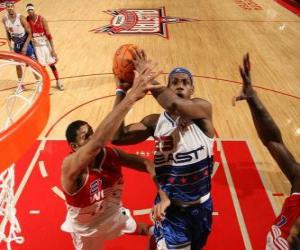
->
[62, 207, 136, 250]
[34, 45, 56, 66]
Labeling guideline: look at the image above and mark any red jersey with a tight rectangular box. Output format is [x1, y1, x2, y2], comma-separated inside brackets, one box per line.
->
[62, 147, 124, 235]
[26, 15, 48, 46]
[267, 194, 300, 249]
[63, 147, 123, 208]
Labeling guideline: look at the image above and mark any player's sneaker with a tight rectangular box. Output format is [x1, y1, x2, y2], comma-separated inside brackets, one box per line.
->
[56, 80, 64, 91]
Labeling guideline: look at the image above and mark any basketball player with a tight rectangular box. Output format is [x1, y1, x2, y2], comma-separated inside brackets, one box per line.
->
[2, 1, 36, 93]
[61, 64, 162, 250]
[26, 3, 64, 91]
[234, 54, 300, 250]
[113, 50, 214, 250]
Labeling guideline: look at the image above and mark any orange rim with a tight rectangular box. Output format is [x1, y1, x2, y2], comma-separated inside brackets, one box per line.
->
[0, 51, 50, 171]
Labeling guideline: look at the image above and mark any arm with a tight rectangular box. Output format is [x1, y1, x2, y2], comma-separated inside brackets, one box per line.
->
[20, 15, 32, 54]
[112, 114, 158, 145]
[112, 78, 159, 145]
[63, 65, 162, 180]
[151, 87, 212, 120]
[132, 49, 212, 120]
[2, 18, 12, 51]
[41, 16, 57, 58]
[132, 49, 214, 137]
[235, 54, 299, 185]
[116, 148, 170, 220]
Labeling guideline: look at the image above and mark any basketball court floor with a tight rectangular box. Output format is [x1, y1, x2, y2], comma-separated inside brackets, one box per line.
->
[0, 0, 299, 249]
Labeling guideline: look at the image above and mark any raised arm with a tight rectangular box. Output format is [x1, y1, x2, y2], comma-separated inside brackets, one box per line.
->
[63, 65, 162, 179]
[20, 15, 31, 54]
[115, 148, 170, 221]
[234, 54, 300, 187]
[152, 87, 212, 120]
[112, 77, 159, 145]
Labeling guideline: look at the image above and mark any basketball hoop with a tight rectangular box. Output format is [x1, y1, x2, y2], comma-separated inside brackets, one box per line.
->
[0, 51, 50, 171]
[0, 51, 50, 249]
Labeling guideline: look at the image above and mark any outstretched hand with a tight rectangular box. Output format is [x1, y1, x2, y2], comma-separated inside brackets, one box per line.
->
[131, 49, 151, 73]
[232, 53, 256, 106]
[127, 61, 163, 102]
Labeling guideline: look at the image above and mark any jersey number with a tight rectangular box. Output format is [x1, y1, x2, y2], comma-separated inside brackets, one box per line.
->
[154, 136, 174, 152]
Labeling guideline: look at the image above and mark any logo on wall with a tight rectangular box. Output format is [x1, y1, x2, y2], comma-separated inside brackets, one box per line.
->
[91, 7, 199, 39]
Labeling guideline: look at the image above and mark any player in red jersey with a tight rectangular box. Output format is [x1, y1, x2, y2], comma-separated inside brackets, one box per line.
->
[61, 64, 162, 250]
[234, 54, 300, 250]
[26, 3, 63, 90]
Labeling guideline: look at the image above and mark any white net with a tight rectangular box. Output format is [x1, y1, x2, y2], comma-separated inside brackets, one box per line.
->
[0, 165, 24, 250]
[0, 55, 44, 249]
[0, 59, 42, 132]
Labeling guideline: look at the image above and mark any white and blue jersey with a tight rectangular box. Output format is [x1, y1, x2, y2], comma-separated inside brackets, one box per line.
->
[154, 111, 214, 250]
[154, 111, 214, 203]
[3, 14, 36, 59]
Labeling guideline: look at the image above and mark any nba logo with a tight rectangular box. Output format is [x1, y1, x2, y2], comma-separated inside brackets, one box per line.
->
[90, 179, 104, 203]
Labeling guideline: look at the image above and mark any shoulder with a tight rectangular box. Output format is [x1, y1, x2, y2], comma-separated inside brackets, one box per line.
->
[40, 16, 46, 22]
[19, 15, 27, 23]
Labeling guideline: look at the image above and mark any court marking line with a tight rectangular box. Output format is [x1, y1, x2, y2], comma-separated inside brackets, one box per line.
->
[1, 73, 299, 101]
[39, 161, 48, 178]
[46, 19, 300, 23]
[219, 139, 252, 249]
[51, 186, 65, 201]
[244, 139, 281, 216]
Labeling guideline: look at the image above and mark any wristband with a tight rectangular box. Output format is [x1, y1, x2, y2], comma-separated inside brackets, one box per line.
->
[116, 88, 126, 95]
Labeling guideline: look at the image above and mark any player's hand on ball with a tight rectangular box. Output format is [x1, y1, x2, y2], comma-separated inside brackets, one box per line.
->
[132, 49, 150, 73]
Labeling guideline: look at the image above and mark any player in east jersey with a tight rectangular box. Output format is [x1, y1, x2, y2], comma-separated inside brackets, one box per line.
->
[2, 1, 36, 93]
[61, 63, 162, 250]
[26, 3, 64, 91]
[234, 54, 300, 250]
[112, 50, 214, 250]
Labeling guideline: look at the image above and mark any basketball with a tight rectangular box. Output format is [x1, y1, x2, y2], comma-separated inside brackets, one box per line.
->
[113, 44, 138, 84]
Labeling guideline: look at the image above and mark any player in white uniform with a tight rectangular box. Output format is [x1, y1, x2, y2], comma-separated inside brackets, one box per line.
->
[112, 50, 214, 250]
[2, 1, 36, 93]
[26, 3, 64, 90]
[61, 62, 162, 250]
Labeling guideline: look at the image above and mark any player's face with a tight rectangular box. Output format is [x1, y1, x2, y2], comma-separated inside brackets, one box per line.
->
[168, 73, 194, 99]
[72, 124, 94, 150]
[27, 9, 35, 17]
[6, 3, 15, 16]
